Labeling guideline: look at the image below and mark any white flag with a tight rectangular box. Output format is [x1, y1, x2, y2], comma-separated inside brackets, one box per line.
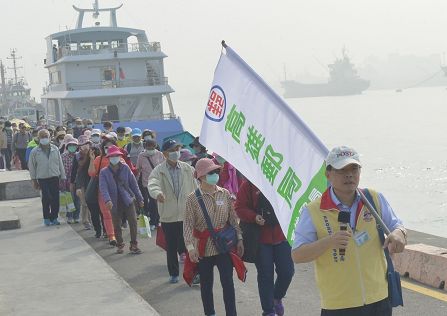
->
[200, 45, 329, 243]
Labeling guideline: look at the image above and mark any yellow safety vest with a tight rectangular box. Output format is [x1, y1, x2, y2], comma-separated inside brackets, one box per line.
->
[307, 188, 388, 310]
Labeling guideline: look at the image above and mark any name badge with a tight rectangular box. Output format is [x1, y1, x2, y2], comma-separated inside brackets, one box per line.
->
[354, 231, 370, 247]
[216, 200, 224, 206]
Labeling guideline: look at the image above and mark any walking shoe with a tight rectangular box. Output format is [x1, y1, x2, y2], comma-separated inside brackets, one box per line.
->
[179, 253, 186, 264]
[150, 225, 156, 231]
[273, 299, 284, 316]
[129, 243, 142, 254]
[95, 231, 101, 238]
[67, 218, 74, 224]
[121, 222, 128, 229]
[51, 219, 61, 226]
[43, 219, 51, 226]
[116, 243, 125, 254]
[192, 274, 200, 285]
[109, 239, 117, 247]
[84, 223, 91, 230]
[168, 276, 179, 284]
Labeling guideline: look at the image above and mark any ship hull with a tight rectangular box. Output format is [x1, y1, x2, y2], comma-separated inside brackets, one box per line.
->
[281, 79, 370, 98]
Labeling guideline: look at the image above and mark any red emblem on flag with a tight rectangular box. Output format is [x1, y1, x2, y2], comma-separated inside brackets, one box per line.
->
[205, 86, 226, 122]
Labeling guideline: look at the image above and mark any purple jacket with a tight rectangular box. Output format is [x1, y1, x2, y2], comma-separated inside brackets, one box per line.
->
[99, 163, 143, 211]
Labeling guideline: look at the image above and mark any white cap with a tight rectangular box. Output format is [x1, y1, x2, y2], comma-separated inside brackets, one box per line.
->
[91, 129, 101, 136]
[107, 132, 118, 139]
[325, 146, 361, 169]
[124, 127, 132, 135]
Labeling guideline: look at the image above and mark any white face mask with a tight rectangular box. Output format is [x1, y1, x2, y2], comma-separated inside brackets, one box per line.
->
[168, 150, 180, 162]
[146, 149, 156, 156]
[109, 156, 120, 165]
[91, 136, 100, 143]
[40, 138, 50, 145]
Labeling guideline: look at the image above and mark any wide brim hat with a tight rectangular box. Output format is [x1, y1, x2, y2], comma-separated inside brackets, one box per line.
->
[195, 158, 221, 179]
[78, 135, 91, 146]
[56, 130, 66, 138]
[106, 145, 124, 158]
[180, 148, 196, 162]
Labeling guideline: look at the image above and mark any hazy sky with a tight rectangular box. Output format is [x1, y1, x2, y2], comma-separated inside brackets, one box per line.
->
[1, 0, 446, 109]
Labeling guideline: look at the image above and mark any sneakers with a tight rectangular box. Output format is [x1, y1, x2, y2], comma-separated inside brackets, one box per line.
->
[51, 219, 61, 226]
[43, 219, 51, 226]
[169, 276, 179, 284]
[150, 225, 156, 231]
[179, 253, 186, 264]
[121, 221, 128, 229]
[129, 242, 142, 254]
[109, 239, 117, 247]
[273, 299, 284, 316]
[116, 243, 125, 254]
[84, 223, 92, 230]
[67, 218, 74, 224]
[192, 274, 200, 285]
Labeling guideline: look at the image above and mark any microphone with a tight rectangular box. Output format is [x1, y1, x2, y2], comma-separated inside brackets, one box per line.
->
[337, 211, 350, 256]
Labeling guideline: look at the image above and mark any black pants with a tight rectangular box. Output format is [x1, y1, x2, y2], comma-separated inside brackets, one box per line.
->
[1, 146, 12, 170]
[141, 186, 159, 226]
[38, 177, 60, 220]
[161, 221, 186, 277]
[198, 253, 237, 316]
[16, 148, 27, 170]
[86, 201, 103, 235]
[321, 298, 392, 316]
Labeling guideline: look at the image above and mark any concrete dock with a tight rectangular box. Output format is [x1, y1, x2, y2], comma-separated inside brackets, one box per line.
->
[1, 170, 446, 315]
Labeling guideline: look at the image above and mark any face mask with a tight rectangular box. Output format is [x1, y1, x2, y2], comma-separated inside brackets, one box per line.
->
[76, 124, 83, 128]
[144, 136, 153, 141]
[117, 135, 124, 140]
[80, 144, 90, 151]
[168, 150, 180, 162]
[87, 124, 93, 129]
[40, 138, 50, 145]
[91, 136, 100, 143]
[205, 173, 220, 185]
[109, 156, 120, 165]
[146, 149, 156, 156]
[67, 123, 73, 128]
[67, 145, 77, 153]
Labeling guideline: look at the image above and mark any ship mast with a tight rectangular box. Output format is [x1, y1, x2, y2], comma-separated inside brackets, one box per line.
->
[0, 60, 6, 112]
[7, 49, 23, 85]
[72, 0, 123, 29]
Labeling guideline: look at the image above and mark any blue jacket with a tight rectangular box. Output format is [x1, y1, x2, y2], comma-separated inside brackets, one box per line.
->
[99, 163, 143, 212]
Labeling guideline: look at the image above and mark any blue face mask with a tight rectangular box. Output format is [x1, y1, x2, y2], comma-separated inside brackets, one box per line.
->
[39, 138, 50, 145]
[205, 173, 220, 185]
[109, 156, 120, 165]
[168, 150, 180, 162]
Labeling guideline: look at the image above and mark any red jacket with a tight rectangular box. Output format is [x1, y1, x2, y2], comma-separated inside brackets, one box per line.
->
[235, 180, 286, 245]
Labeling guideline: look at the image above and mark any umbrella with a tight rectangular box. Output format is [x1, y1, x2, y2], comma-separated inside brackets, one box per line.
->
[10, 118, 31, 129]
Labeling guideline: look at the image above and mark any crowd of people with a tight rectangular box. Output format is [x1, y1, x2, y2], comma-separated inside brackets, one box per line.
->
[1, 116, 408, 316]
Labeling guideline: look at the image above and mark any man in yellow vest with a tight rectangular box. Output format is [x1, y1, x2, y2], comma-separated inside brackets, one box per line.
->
[292, 146, 407, 316]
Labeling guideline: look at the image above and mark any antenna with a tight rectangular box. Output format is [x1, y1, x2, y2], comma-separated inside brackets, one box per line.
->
[7, 49, 23, 85]
[93, 0, 99, 19]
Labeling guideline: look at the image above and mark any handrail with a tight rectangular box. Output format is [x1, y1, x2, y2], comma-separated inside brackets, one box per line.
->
[64, 77, 168, 91]
[57, 42, 161, 58]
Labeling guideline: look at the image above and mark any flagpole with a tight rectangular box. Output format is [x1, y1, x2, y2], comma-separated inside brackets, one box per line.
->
[221, 40, 227, 48]
[357, 189, 391, 235]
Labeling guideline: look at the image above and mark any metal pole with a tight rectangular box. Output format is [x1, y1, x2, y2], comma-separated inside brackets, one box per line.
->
[357, 189, 391, 235]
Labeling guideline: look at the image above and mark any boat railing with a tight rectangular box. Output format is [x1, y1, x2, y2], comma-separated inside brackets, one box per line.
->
[65, 77, 168, 90]
[59, 42, 161, 57]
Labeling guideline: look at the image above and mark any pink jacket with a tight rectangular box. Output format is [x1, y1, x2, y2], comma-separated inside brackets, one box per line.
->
[136, 150, 165, 187]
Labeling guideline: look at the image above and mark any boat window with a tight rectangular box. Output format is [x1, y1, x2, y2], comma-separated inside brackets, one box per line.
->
[50, 71, 62, 84]
[70, 43, 78, 51]
[80, 42, 93, 50]
[96, 41, 109, 50]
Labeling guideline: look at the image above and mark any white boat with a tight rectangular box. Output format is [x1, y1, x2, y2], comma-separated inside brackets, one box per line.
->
[41, 0, 183, 141]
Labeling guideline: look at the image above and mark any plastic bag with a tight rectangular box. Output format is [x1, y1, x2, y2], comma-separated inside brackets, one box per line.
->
[59, 191, 68, 217]
[65, 191, 76, 213]
[137, 215, 151, 238]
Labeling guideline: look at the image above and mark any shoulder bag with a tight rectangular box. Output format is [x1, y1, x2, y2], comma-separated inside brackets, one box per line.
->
[195, 188, 237, 254]
[363, 189, 404, 308]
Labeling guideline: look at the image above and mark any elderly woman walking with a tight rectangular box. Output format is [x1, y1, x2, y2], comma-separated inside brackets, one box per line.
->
[183, 158, 244, 316]
[99, 145, 144, 254]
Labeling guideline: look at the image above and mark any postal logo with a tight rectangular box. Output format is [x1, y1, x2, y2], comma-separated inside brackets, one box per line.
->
[205, 85, 226, 122]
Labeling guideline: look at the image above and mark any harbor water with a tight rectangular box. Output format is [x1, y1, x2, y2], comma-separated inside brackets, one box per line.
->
[179, 86, 447, 238]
